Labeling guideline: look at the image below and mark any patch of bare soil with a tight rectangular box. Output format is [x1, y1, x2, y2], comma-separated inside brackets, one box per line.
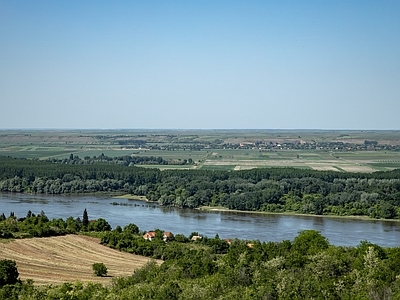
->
[0, 235, 157, 285]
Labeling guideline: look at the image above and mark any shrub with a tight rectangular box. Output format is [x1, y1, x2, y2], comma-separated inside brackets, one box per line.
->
[0, 259, 19, 286]
[92, 263, 107, 277]
[88, 218, 111, 232]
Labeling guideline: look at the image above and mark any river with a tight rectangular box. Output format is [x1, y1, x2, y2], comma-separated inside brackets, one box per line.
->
[1, 193, 399, 247]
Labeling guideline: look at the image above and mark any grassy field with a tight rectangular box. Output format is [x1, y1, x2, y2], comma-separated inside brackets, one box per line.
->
[0, 235, 157, 285]
[138, 164, 197, 170]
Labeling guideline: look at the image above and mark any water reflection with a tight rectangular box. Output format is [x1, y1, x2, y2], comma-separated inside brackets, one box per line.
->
[14, 198, 50, 205]
[383, 223, 400, 232]
[222, 215, 252, 223]
[312, 217, 325, 227]
[1, 193, 400, 247]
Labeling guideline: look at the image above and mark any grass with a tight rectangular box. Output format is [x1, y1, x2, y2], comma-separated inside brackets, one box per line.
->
[138, 164, 196, 170]
[114, 194, 149, 201]
[333, 166, 346, 172]
[200, 165, 236, 171]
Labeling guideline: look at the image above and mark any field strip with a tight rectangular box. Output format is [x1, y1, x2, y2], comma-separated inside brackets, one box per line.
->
[202, 158, 378, 173]
[0, 235, 158, 285]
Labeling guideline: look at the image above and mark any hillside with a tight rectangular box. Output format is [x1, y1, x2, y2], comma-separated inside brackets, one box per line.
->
[0, 235, 156, 285]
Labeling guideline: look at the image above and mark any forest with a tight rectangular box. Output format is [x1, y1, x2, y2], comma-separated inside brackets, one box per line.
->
[1, 210, 400, 299]
[1, 156, 400, 219]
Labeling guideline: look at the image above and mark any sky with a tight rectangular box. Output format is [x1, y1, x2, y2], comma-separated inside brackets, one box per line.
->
[1, 1, 399, 130]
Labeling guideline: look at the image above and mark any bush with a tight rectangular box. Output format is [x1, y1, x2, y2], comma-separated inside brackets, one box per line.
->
[123, 223, 139, 235]
[0, 260, 19, 286]
[88, 218, 111, 232]
[0, 230, 14, 239]
[92, 263, 107, 277]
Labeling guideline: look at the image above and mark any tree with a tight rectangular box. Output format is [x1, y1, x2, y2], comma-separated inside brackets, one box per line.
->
[82, 209, 89, 228]
[0, 260, 19, 286]
[88, 218, 111, 232]
[174, 234, 189, 243]
[292, 230, 329, 256]
[39, 210, 49, 222]
[92, 263, 107, 277]
[123, 223, 139, 235]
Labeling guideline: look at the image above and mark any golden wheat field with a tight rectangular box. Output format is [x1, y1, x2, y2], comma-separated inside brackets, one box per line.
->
[0, 235, 156, 285]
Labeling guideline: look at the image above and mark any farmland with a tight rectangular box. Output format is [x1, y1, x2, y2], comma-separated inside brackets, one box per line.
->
[1, 129, 400, 172]
[200, 149, 400, 172]
[0, 235, 156, 285]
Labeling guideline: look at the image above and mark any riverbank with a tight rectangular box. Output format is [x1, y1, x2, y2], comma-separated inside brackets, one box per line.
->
[113, 194, 158, 203]
[196, 205, 400, 222]
[115, 194, 400, 222]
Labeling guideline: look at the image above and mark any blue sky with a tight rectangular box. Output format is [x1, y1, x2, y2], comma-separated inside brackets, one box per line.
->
[1, 1, 399, 129]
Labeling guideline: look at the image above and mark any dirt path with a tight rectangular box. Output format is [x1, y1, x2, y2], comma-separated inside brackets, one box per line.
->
[0, 235, 156, 285]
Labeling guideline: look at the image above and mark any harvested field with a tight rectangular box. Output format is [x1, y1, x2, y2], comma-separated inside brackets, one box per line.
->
[0, 235, 157, 285]
[201, 155, 389, 172]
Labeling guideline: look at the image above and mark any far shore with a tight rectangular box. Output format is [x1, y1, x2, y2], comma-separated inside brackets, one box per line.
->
[196, 205, 400, 222]
[113, 194, 400, 222]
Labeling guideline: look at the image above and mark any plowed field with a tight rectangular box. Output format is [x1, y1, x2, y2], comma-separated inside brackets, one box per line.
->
[0, 235, 156, 285]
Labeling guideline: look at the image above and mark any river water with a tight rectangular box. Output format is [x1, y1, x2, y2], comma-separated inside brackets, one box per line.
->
[1, 193, 399, 247]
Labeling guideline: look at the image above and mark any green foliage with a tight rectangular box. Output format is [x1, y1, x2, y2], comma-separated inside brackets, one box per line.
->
[82, 208, 89, 228]
[65, 216, 81, 233]
[292, 230, 330, 256]
[0, 210, 114, 240]
[0, 260, 19, 287]
[88, 218, 111, 232]
[123, 223, 139, 235]
[174, 234, 189, 243]
[92, 263, 108, 277]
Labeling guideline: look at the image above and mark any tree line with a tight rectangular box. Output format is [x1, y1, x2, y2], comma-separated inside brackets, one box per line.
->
[0, 209, 111, 239]
[1, 156, 400, 219]
[45, 153, 194, 166]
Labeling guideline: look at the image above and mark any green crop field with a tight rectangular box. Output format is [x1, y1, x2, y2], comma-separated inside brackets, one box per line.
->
[138, 164, 196, 170]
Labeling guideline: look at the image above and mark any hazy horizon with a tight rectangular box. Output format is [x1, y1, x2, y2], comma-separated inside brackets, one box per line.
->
[1, 1, 399, 130]
[1, 128, 399, 132]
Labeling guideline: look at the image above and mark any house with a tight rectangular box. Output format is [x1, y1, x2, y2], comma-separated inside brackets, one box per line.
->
[143, 231, 174, 242]
[163, 231, 173, 241]
[191, 235, 202, 241]
[143, 231, 156, 241]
